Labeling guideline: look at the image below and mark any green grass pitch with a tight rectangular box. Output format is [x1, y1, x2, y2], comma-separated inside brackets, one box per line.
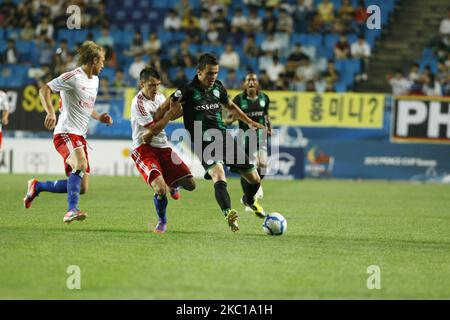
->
[0, 174, 449, 299]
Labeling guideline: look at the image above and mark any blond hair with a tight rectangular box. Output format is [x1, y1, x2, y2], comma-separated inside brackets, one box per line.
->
[77, 41, 105, 66]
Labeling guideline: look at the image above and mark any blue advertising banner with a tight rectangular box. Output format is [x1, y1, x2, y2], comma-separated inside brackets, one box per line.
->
[305, 139, 450, 181]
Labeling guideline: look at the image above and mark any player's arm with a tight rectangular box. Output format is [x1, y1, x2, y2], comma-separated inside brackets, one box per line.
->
[91, 110, 113, 125]
[1, 104, 9, 126]
[141, 99, 182, 144]
[264, 96, 272, 136]
[39, 84, 57, 130]
[224, 99, 265, 129]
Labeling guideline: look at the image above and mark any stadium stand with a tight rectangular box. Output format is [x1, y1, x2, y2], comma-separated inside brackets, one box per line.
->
[0, 0, 447, 95]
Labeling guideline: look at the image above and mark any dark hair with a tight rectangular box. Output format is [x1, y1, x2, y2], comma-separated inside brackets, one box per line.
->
[197, 53, 219, 70]
[140, 67, 161, 81]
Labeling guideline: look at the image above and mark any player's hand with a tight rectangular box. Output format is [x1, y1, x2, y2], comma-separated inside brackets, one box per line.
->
[249, 121, 265, 130]
[168, 99, 182, 117]
[1, 117, 8, 126]
[267, 127, 272, 136]
[99, 113, 113, 126]
[44, 113, 57, 130]
[141, 132, 153, 144]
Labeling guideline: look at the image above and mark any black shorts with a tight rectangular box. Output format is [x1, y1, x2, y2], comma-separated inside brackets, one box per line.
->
[193, 132, 256, 180]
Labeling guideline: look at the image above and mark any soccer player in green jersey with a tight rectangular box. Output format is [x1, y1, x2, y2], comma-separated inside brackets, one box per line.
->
[227, 72, 272, 209]
[173, 53, 266, 232]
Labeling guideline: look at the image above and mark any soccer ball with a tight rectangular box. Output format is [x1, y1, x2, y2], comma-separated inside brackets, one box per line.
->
[262, 212, 287, 236]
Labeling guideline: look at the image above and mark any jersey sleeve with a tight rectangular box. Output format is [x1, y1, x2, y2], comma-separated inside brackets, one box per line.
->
[218, 82, 229, 105]
[47, 71, 77, 92]
[132, 97, 154, 128]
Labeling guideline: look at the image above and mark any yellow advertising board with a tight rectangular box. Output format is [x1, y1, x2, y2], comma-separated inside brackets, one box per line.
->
[123, 88, 385, 128]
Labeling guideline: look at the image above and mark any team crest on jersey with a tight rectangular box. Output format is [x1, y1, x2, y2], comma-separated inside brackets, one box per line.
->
[151, 163, 157, 169]
[260, 100, 266, 107]
[213, 89, 220, 98]
[76, 141, 83, 147]
[193, 90, 202, 102]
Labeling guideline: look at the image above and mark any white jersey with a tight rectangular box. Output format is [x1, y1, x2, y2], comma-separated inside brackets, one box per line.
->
[47, 67, 99, 137]
[130, 91, 170, 150]
[0, 90, 10, 132]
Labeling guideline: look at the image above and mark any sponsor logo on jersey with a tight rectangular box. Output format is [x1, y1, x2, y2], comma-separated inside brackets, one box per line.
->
[194, 103, 220, 111]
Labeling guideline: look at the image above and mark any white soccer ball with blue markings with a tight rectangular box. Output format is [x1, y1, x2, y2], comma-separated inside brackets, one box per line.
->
[262, 213, 287, 236]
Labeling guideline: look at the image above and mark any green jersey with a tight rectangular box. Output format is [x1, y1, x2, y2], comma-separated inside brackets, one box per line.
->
[232, 91, 270, 130]
[178, 76, 229, 142]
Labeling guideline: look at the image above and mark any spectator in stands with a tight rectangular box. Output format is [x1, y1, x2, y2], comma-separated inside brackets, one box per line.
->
[439, 10, 450, 36]
[293, 0, 315, 33]
[261, 33, 282, 57]
[334, 34, 351, 60]
[112, 69, 127, 93]
[124, 31, 144, 57]
[128, 55, 146, 85]
[408, 63, 421, 82]
[20, 20, 35, 40]
[287, 43, 310, 69]
[337, 0, 355, 34]
[0, 0, 18, 28]
[199, 8, 211, 33]
[17, 0, 34, 28]
[351, 35, 371, 81]
[54, 39, 70, 72]
[223, 69, 241, 89]
[312, 0, 335, 33]
[262, 9, 277, 34]
[98, 77, 112, 100]
[259, 70, 275, 90]
[96, 26, 114, 48]
[423, 74, 442, 96]
[354, 0, 368, 34]
[35, 16, 54, 39]
[294, 57, 318, 89]
[182, 11, 202, 44]
[276, 9, 293, 56]
[219, 43, 240, 70]
[37, 37, 55, 67]
[211, 8, 229, 37]
[247, 7, 263, 33]
[175, 0, 192, 18]
[266, 55, 285, 82]
[1, 38, 20, 64]
[171, 40, 196, 68]
[89, 2, 108, 28]
[164, 9, 182, 32]
[144, 32, 161, 56]
[388, 70, 411, 96]
[321, 59, 339, 85]
[171, 68, 189, 88]
[206, 24, 220, 45]
[63, 52, 77, 72]
[243, 35, 260, 58]
[244, 0, 264, 10]
[436, 61, 449, 85]
[231, 7, 248, 34]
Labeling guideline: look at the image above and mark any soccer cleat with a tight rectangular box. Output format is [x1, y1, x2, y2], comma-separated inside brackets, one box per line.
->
[224, 209, 239, 232]
[153, 219, 167, 233]
[241, 197, 266, 219]
[24, 178, 39, 209]
[63, 209, 87, 224]
[169, 186, 180, 200]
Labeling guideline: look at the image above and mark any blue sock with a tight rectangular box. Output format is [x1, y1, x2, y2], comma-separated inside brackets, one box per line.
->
[35, 180, 67, 194]
[154, 194, 168, 223]
[67, 171, 83, 211]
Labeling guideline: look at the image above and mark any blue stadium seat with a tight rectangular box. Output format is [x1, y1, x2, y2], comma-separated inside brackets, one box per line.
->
[101, 67, 116, 83]
[334, 82, 347, 92]
[184, 67, 197, 79]
[157, 30, 172, 45]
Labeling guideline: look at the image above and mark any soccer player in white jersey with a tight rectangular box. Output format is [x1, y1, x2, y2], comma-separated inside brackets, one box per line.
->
[130, 67, 195, 233]
[0, 90, 10, 166]
[23, 41, 113, 223]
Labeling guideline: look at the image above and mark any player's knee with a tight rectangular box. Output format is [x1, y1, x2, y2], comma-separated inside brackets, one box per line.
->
[258, 161, 268, 169]
[75, 161, 88, 173]
[154, 184, 167, 197]
[249, 172, 261, 184]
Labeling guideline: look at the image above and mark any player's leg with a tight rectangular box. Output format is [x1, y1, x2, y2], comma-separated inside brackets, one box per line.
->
[0, 131, 5, 166]
[208, 163, 239, 232]
[150, 174, 169, 233]
[255, 149, 268, 200]
[63, 147, 88, 223]
[162, 148, 195, 200]
[240, 169, 266, 218]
